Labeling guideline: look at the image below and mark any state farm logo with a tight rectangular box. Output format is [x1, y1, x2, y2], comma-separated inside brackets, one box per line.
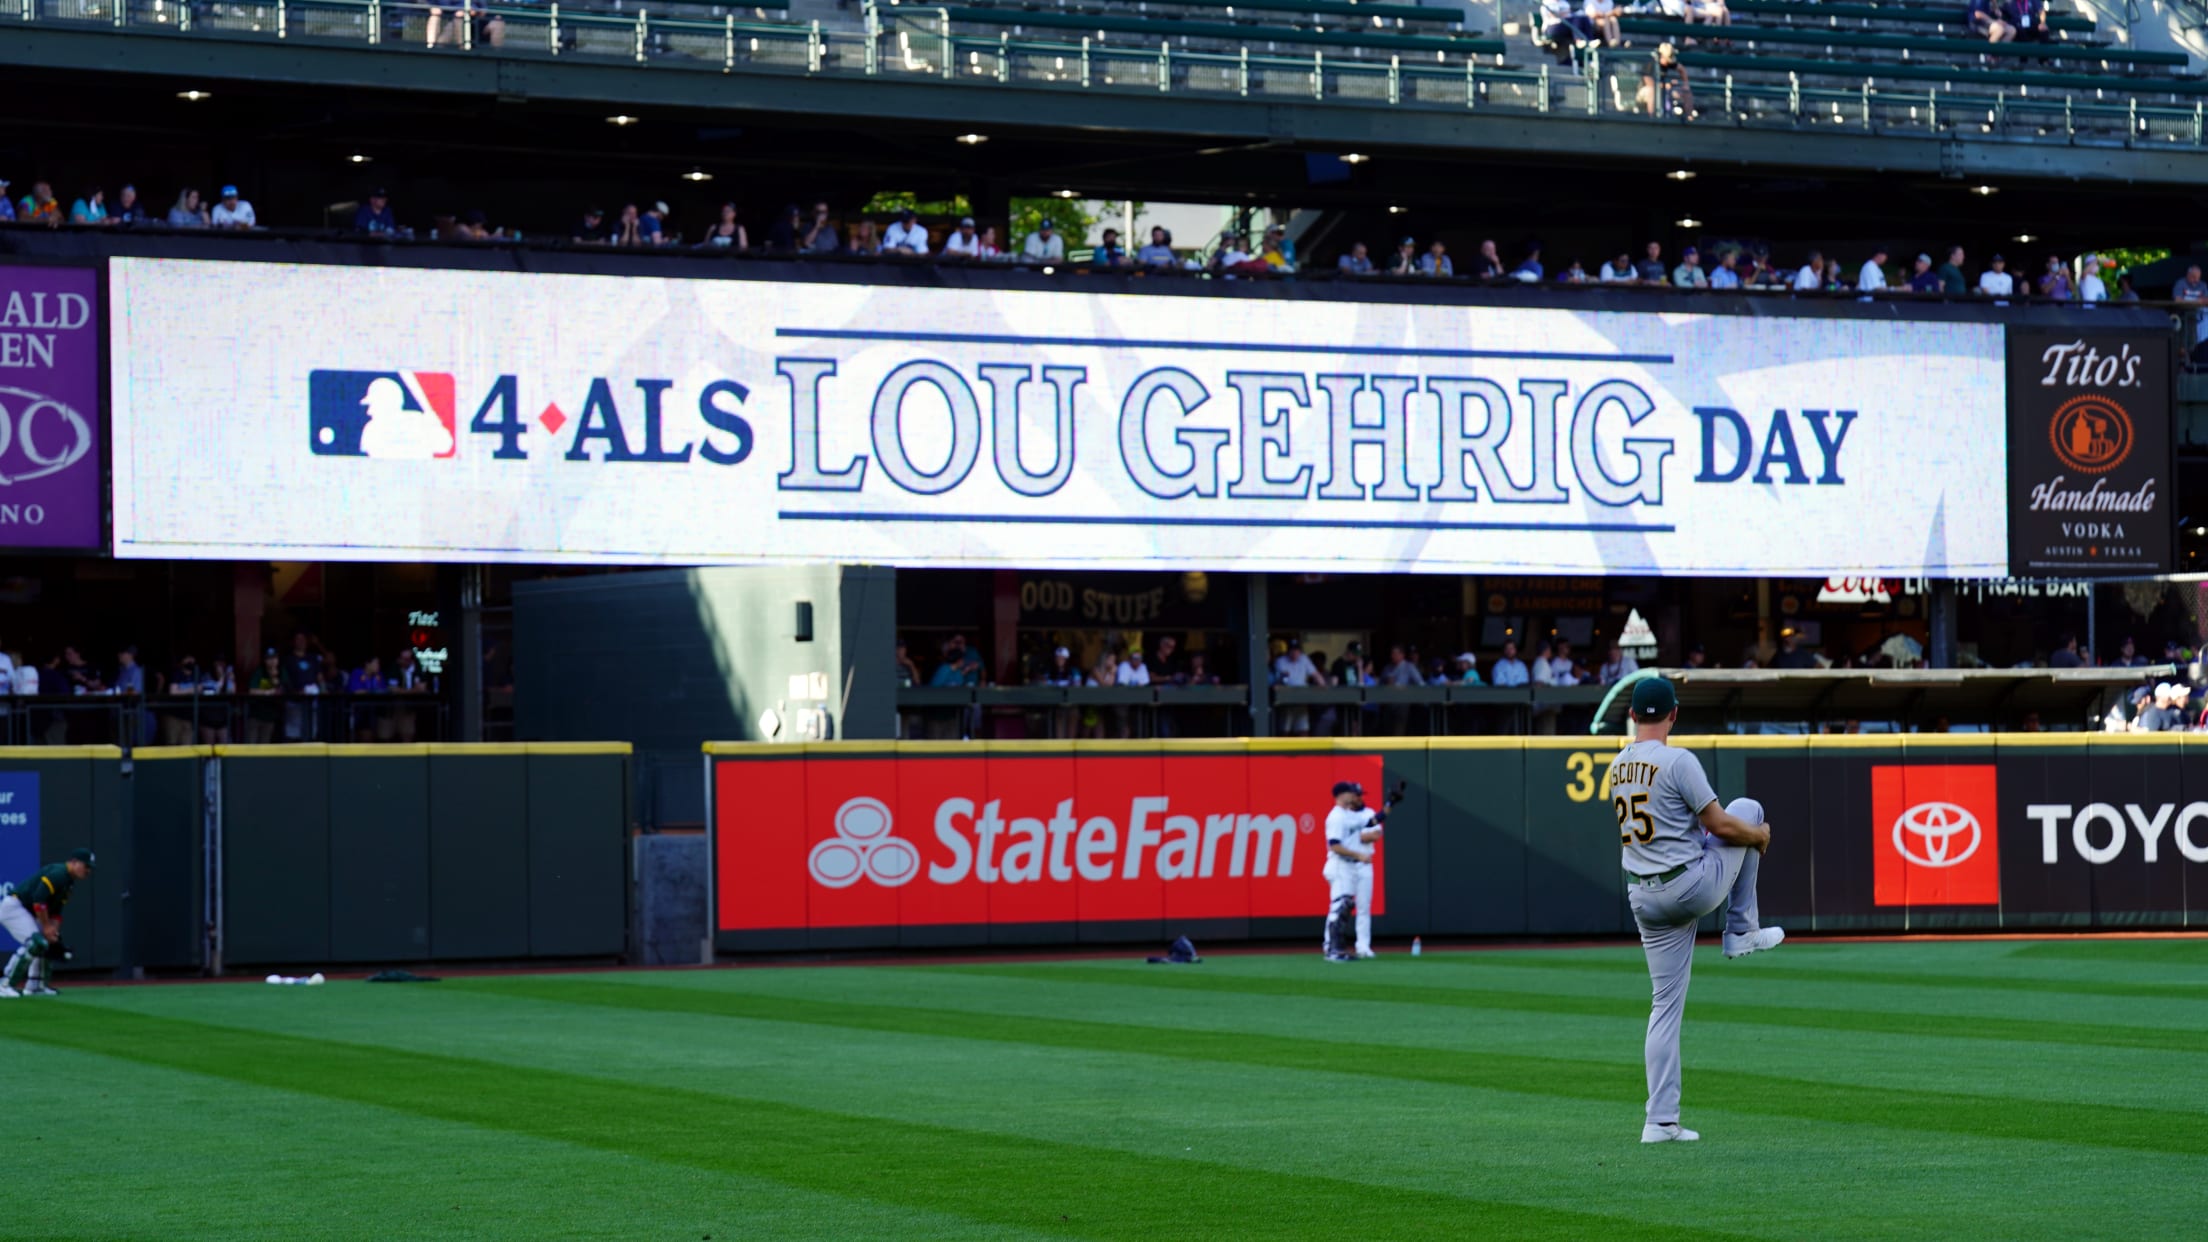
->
[807, 797, 920, 889]
[1890, 801, 1981, 868]
[2049, 395, 2132, 475]
[1871, 765, 2001, 907]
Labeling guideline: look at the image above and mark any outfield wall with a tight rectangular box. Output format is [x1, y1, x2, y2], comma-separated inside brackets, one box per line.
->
[707, 735, 2208, 953]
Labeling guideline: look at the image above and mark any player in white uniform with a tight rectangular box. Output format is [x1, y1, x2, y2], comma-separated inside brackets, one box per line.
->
[1608, 678, 1784, 1144]
[1323, 780, 1385, 960]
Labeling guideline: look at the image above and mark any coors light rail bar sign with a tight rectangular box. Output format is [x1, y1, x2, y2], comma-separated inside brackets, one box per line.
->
[2006, 328, 2173, 577]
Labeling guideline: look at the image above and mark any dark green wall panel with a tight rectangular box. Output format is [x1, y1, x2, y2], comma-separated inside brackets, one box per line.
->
[328, 756, 431, 962]
[526, 754, 627, 957]
[1426, 747, 1528, 935]
[130, 755, 204, 970]
[428, 754, 531, 960]
[223, 757, 331, 965]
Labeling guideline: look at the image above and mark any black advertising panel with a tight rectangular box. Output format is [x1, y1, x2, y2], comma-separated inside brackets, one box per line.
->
[2007, 327, 2174, 577]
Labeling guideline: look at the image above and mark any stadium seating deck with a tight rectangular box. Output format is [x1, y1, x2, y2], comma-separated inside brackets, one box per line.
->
[926, 5, 1506, 55]
[1663, 46, 2208, 95]
[1726, 0, 2096, 33]
[950, 0, 1465, 24]
[1614, 17, 2188, 67]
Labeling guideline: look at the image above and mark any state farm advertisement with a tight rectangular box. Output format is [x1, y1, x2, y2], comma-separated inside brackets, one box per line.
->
[715, 753, 1383, 933]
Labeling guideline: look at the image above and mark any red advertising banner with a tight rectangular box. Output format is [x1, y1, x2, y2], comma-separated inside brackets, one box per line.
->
[1870, 763, 2003, 908]
[715, 752, 1385, 932]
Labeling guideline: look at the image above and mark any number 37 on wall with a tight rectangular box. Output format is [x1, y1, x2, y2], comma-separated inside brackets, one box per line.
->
[1562, 752, 1614, 804]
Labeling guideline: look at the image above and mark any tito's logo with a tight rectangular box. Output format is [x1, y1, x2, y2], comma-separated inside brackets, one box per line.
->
[2049, 394, 2132, 475]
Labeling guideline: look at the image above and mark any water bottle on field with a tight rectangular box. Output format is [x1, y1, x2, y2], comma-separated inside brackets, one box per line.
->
[1411, 937, 1423, 957]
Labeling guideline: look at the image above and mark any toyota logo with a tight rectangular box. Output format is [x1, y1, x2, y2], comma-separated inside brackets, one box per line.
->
[1891, 801, 1982, 868]
[809, 796, 921, 888]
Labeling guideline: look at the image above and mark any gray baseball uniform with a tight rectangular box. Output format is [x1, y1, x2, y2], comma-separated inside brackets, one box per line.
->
[1608, 739, 1766, 1126]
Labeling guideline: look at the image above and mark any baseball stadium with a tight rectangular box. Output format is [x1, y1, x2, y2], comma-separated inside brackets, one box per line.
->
[5, 0, 2208, 1234]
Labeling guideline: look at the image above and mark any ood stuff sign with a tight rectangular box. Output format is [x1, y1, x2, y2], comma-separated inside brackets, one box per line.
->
[2006, 328, 2173, 576]
[714, 752, 1383, 935]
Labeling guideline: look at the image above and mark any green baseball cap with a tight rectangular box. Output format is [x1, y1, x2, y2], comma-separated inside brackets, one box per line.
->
[1629, 677, 1678, 722]
[68, 847, 96, 870]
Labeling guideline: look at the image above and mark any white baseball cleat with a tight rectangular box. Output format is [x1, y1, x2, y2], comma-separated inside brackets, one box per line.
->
[1723, 927, 1786, 959]
[1641, 1122, 1701, 1143]
[24, 983, 59, 997]
[0, 985, 20, 999]
[1355, 948, 1376, 959]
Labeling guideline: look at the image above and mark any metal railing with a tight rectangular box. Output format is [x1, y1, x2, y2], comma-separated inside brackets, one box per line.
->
[893, 683, 1616, 738]
[0, 692, 452, 747]
[14, 0, 2208, 149]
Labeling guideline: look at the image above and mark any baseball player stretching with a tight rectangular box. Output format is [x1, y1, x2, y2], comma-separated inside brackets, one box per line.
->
[1, 847, 94, 998]
[1609, 680, 1782, 1143]
[1323, 781, 1384, 961]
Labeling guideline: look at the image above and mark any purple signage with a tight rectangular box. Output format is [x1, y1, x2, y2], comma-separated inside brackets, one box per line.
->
[0, 265, 100, 550]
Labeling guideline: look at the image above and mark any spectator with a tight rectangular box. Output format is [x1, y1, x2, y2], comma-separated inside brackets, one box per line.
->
[1094, 227, 1129, 267]
[281, 632, 325, 739]
[1213, 232, 1254, 272]
[1137, 226, 1177, 267]
[1023, 219, 1066, 263]
[210, 185, 256, 229]
[1511, 245, 1544, 282]
[1264, 223, 1297, 269]
[1636, 241, 1666, 283]
[1936, 246, 1967, 294]
[2109, 636, 2148, 667]
[234, 649, 279, 743]
[157, 654, 200, 745]
[69, 188, 108, 226]
[611, 203, 644, 246]
[1559, 259, 1588, 283]
[847, 219, 882, 256]
[2047, 632, 2083, 668]
[1117, 646, 1152, 687]
[1419, 240, 1454, 277]
[2078, 255, 2108, 303]
[802, 201, 839, 253]
[1470, 239, 1504, 280]
[641, 201, 672, 245]
[107, 184, 147, 225]
[1388, 237, 1419, 276]
[113, 646, 146, 699]
[352, 188, 398, 235]
[1857, 247, 1889, 293]
[1970, 0, 2016, 42]
[1709, 249, 1741, 289]
[1529, 639, 1559, 686]
[0, 178, 12, 222]
[1489, 640, 1530, 687]
[1585, 0, 1622, 45]
[1671, 245, 1707, 288]
[348, 656, 390, 695]
[571, 207, 609, 244]
[1451, 653, 1484, 685]
[2116, 273, 2140, 303]
[1273, 638, 1319, 736]
[1978, 253, 2014, 296]
[941, 216, 984, 258]
[2131, 683, 2179, 732]
[1908, 253, 1942, 293]
[1646, 43, 1694, 117]
[1793, 251, 1826, 291]
[976, 225, 1004, 259]
[699, 202, 746, 249]
[1182, 652, 1220, 686]
[1150, 635, 1181, 683]
[1380, 645, 1422, 687]
[883, 208, 929, 256]
[1772, 630, 1818, 669]
[450, 209, 492, 241]
[765, 203, 801, 250]
[1598, 640, 1640, 685]
[1683, 643, 1708, 670]
[2173, 264, 2208, 304]
[1600, 250, 1636, 282]
[16, 180, 60, 225]
[1261, 233, 1295, 273]
[2038, 254, 2072, 300]
[1540, 0, 1588, 59]
[1338, 241, 1374, 274]
[1550, 639, 1584, 685]
[1689, 0, 1730, 24]
[199, 657, 236, 745]
[56, 646, 101, 696]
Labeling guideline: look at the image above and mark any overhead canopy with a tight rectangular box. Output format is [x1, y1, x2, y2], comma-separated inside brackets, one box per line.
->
[1603, 667, 2179, 732]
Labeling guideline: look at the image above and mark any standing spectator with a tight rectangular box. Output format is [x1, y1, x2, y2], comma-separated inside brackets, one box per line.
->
[1419, 240, 1454, 277]
[1636, 241, 1667, 283]
[1908, 253, 1942, 293]
[941, 216, 984, 258]
[1793, 251, 1826, 291]
[244, 649, 283, 744]
[2172, 264, 2208, 303]
[1645, 43, 1694, 117]
[2047, 633, 2083, 668]
[1936, 246, 1967, 294]
[159, 654, 201, 745]
[352, 188, 398, 235]
[108, 184, 147, 225]
[1469, 239, 1504, 280]
[1338, 242, 1374, 274]
[976, 226, 1004, 259]
[802, 201, 839, 253]
[847, 219, 882, 256]
[0, 178, 13, 222]
[1273, 638, 1319, 736]
[699, 203, 746, 249]
[1117, 646, 1152, 687]
[1137, 226, 1177, 267]
[1599, 251, 1635, 282]
[1388, 237, 1419, 276]
[1857, 247, 1890, 292]
[1263, 223, 1298, 269]
[1034, 646, 1082, 739]
[16, 181, 60, 225]
[113, 646, 146, 697]
[347, 656, 390, 742]
[1548, 640, 1584, 686]
[281, 632, 325, 740]
[1978, 254, 2014, 296]
[2039, 255, 2073, 300]
[2079, 255, 2108, 303]
[1022, 219, 1066, 263]
[1772, 630, 1819, 669]
[1450, 653, 1484, 685]
[69, 188, 108, 226]
[1672, 246, 1707, 288]
[765, 203, 801, 250]
[1709, 250, 1742, 289]
[894, 639, 923, 693]
[1378, 645, 1422, 735]
[640, 201, 672, 245]
[1150, 635, 1181, 683]
[1682, 643, 1709, 669]
[611, 204, 644, 246]
[1093, 227, 1129, 267]
[210, 185, 256, 229]
[2116, 273, 2140, 302]
[883, 208, 929, 255]
[1598, 640, 1640, 685]
[199, 656, 236, 746]
[571, 207, 609, 244]
[1512, 245, 1544, 281]
[1490, 639, 1530, 687]
[1559, 260, 1589, 283]
[1530, 639, 1560, 686]
[2109, 636, 2148, 668]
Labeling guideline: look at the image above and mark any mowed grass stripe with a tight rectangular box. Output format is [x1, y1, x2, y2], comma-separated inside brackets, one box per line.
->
[0, 1008, 1673, 1241]
[454, 976, 2208, 1156]
[1409, 952, 2208, 1002]
[2010, 941, 2208, 965]
[936, 963, 2208, 1052]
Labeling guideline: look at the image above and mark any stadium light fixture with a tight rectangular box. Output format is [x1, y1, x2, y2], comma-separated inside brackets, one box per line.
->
[2013, 233, 2037, 244]
[1969, 184, 1999, 196]
[682, 169, 714, 182]
[606, 115, 640, 126]
[1675, 217, 1702, 229]
[1386, 205, 1407, 214]
[176, 89, 213, 101]
[955, 133, 989, 145]
[1664, 169, 1696, 181]
[1340, 153, 1371, 165]
[1051, 189, 1080, 199]
[348, 154, 373, 165]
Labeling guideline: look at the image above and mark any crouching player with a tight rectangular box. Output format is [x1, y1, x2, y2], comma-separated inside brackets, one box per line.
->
[2, 847, 94, 998]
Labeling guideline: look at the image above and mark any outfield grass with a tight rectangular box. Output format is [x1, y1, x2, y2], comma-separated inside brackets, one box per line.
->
[8, 938, 2208, 1239]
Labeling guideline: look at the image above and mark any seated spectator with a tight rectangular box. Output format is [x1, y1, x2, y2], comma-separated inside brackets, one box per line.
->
[942, 216, 984, 258]
[1024, 219, 1067, 263]
[1470, 238, 1504, 279]
[0, 178, 13, 222]
[1338, 241, 1375, 274]
[1264, 223, 1297, 269]
[802, 201, 839, 253]
[69, 188, 108, 226]
[1261, 234, 1295, 273]
[1213, 232, 1254, 272]
[451, 209, 493, 240]
[847, 219, 882, 256]
[641, 201, 673, 245]
[1540, 0, 1588, 60]
[2116, 272, 2139, 302]
[699, 202, 746, 249]
[766, 203, 801, 250]
[1452, 653, 1484, 685]
[1585, 0, 1621, 46]
[1793, 251, 1825, 291]
[113, 645, 146, 697]
[1182, 652, 1221, 686]
[1094, 227, 1129, 267]
[2038, 254, 2072, 300]
[2078, 254, 2108, 303]
[1857, 247, 1889, 293]
[17, 180, 60, 225]
[352, 187, 398, 235]
[612, 203, 645, 246]
[1633, 241, 1665, 283]
[1117, 646, 1152, 687]
[210, 185, 256, 229]
[1682, 643, 1708, 669]
[429, 0, 503, 47]
[2174, 266, 2208, 306]
[1558, 259, 1588, 282]
[2011, 0, 2050, 40]
[1978, 253, 2014, 296]
[883, 208, 929, 256]
[2130, 683, 2179, 732]
[1598, 640, 1640, 685]
[1388, 237, 1419, 276]
[1709, 249, 1742, 288]
[1772, 630, 1818, 669]
[1419, 240, 1454, 277]
[572, 206, 609, 244]
[1136, 226, 1177, 267]
[1672, 246, 1707, 288]
[2047, 632, 2083, 668]
[976, 225, 1004, 259]
[1549, 640, 1585, 685]
[1512, 245, 1544, 281]
[110, 184, 148, 225]
[1599, 251, 1636, 282]
[1970, 0, 2015, 42]
[1907, 252, 1942, 293]
[348, 656, 390, 695]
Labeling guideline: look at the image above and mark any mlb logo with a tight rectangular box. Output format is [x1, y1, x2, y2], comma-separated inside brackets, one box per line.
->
[1871, 764, 2001, 907]
[309, 370, 457, 459]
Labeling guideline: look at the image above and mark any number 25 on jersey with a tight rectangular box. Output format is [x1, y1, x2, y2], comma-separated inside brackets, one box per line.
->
[1616, 793, 1654, 844]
